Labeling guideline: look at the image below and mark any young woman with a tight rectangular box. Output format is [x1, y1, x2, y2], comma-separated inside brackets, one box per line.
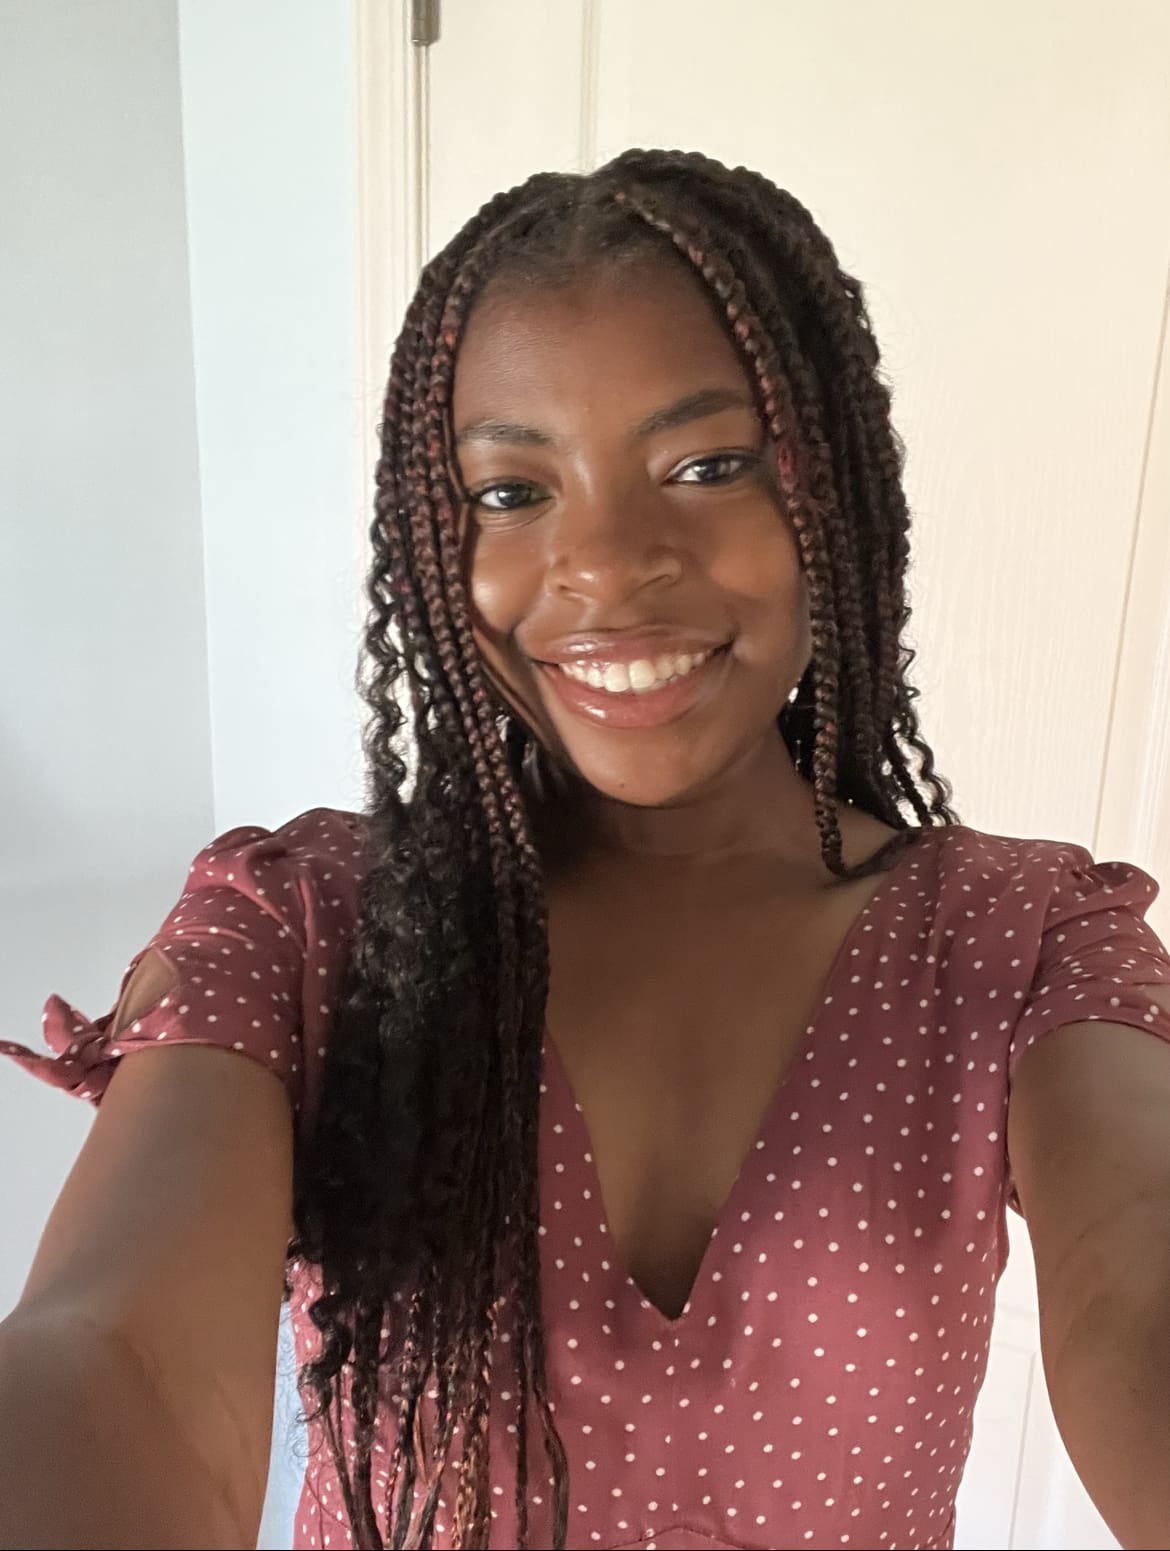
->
[4, 148, 1170, 1551]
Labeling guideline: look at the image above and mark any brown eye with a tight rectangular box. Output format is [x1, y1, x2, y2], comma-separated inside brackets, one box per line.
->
[472, 480, 546, 512]
[671, 452, 758, 486]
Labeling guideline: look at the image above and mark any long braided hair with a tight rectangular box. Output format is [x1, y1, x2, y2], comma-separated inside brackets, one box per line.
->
[289, 148, 959, 1550]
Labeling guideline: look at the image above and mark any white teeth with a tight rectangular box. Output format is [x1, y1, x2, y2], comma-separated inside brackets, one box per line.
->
[559, 648, 714, 695]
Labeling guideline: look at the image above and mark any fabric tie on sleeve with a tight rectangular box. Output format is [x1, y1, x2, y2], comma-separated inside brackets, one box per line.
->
[1, 807, 369, 1150]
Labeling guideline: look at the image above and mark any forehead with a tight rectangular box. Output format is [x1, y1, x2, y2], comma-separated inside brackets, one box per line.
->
[451, 259, 753, 423]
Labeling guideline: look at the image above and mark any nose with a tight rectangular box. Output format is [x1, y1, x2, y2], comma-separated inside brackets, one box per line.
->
[546, 487, 684, 607]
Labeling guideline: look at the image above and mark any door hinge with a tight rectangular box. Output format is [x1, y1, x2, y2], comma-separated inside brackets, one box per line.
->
[411, 0, 440, 47]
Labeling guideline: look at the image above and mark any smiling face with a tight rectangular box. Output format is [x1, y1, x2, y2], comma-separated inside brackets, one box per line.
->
[453, 254, 813, 810]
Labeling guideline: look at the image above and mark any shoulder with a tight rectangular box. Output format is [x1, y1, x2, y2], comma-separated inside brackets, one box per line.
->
[186, 806, 371, 935]
[909, 820, 1169, 1061]
[867, 820, 1165, 1011]
[2, 806, 374, 1139]
[898, 819, 1159, 917]
[201, 805, 367, 867]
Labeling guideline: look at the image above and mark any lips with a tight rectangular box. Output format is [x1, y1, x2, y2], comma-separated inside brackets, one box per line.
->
[536, 642, 730, 729]
[536, 630, 729, 668]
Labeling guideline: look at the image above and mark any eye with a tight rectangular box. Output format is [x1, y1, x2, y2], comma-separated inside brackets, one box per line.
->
[670, 451, 759, 486]
[469, 480, 548, 513]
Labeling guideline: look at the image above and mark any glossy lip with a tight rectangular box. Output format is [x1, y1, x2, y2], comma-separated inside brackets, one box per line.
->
[535, 629, 731, 668]
[538, 645, 730, 729]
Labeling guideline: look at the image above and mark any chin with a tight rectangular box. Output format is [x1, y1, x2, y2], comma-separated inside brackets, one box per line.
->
[562, 743, 727, 810]
[583, 775, 699, 809]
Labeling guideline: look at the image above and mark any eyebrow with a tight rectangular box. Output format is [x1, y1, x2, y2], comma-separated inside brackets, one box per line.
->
[454, 418, 555, 449]
[453, 386, 756, 449]
[633, 387, 756, 438]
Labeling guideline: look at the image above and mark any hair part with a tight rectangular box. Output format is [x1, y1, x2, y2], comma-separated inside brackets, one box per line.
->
[288, 147, 959, 1550]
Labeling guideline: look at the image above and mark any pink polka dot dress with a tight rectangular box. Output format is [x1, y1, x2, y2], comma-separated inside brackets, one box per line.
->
[6, 808, 1170, 1550]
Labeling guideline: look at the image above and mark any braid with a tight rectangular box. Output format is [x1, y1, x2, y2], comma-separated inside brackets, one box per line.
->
[290, 149, 959, 1551]
[609, 183, 857, 872]
[611, 151, 949, 825]
[440, 245, 569, 1551]
[628, 170, 887, 809]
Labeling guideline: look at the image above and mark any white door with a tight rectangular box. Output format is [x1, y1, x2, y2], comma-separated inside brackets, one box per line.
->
[358, 3, 1170, 1546]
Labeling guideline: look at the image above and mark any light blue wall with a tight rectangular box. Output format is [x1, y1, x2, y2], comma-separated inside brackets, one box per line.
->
[177, 0, 365, 832]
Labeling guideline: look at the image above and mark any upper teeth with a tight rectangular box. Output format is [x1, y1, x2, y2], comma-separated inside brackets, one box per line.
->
[560, 649, 714, 695]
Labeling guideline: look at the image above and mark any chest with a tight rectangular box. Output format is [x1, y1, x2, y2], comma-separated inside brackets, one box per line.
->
[526, 1011, 1004, 1551]
[544, 863, 892, 1320]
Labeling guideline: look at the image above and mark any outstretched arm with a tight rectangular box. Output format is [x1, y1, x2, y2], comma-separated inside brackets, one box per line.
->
[1008, 985, 1170, 1551]
[0, 992, 293, 1550]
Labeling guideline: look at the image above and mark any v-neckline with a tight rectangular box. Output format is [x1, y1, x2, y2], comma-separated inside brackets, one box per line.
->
[540, 824, 946, 1331]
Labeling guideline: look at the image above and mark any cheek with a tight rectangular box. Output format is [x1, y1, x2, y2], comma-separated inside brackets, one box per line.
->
[466, 532, 532, 641]
[465, 532, 562, 741]
[709, 514, 806, 637]
[466, 531, 552, 710]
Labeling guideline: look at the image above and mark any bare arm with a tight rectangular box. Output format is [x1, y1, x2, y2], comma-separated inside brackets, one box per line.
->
[0, 1305, 254, 1549]
[0, 951, 294, 1549]
[1008, 984, 1170, 1550]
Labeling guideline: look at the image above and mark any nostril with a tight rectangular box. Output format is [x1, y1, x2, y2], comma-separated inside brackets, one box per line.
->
[550, 545, 684, 602]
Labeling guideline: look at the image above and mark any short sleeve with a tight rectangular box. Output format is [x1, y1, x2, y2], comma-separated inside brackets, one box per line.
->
[0, 806, 367, 1148]
[1008, 844, 1170, 1079]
